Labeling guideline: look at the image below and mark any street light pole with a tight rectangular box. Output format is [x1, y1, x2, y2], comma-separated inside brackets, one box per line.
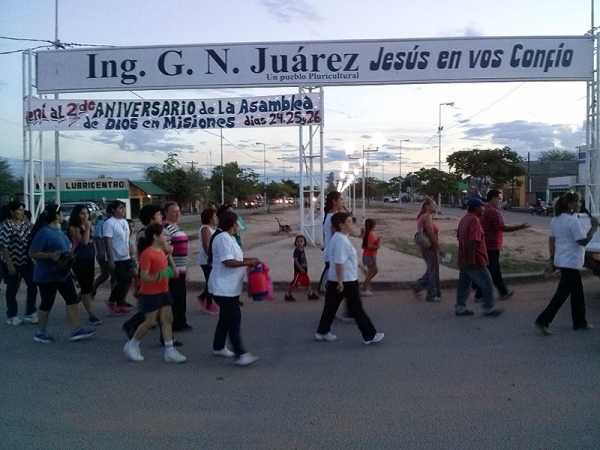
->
[256, 142, 267, 211]
[399, 139, 409, 200]
[438, 102, 454, 209]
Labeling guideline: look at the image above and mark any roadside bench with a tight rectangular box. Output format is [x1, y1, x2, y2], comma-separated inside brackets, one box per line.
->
[276, 217, 292, 233]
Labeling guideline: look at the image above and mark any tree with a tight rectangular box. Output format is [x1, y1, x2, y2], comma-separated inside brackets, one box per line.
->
[413, 168, 461, 198]
[145, 153, 208, 208]
[208, 162, 259, 205]
[538, 149, 577, 161]
[326, 172, 336, 192]
[0, 158, 20, 200]
[447, 147, 525, 194]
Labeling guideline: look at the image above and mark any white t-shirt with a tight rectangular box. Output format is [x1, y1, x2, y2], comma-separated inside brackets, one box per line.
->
[208, 232, 245, 297]
[103, 217, 130, 261]
[322, 213, 334, 263]
[327, 232, 358, 282]
[197, 224, 216, 265]
[550, 213, 587, 270]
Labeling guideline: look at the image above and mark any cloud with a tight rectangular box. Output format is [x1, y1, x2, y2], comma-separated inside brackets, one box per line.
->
[261, 0, 323, 23]
[91, 129, 195, 153]
[461, 120, 585, 156]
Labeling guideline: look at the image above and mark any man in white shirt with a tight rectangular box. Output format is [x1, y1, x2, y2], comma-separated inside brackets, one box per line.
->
[103, 201, 133, 316]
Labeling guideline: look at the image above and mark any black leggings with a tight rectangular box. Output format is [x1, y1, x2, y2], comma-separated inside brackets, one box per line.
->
[38, 279, 78, 311]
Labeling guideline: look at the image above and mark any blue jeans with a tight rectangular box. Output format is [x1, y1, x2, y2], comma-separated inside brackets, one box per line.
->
[455, 266, 495, 313]
[414, 248, 441, 299]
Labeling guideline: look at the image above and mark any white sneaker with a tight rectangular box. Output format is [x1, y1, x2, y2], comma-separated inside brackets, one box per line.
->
[314, 332, 337, 342]
[234, 353, 258, 366]
[6, 316, 23, 326]
[123, 340, 144, 362]
[360, 289, 374, 297]
[213, 347, 235, 357]
[364, 332, 385, 345]
[23, 313, 39, 324]
[164, 348, 187, 363]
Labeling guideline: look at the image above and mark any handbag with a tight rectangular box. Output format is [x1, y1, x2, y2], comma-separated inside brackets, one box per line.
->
[52, 252, 76, 274]
[414, 228, 431, 249]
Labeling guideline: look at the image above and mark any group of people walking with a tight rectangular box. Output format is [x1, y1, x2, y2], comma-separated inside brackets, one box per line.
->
[2, 187, 597, 368]
[414, 189, 597, 335]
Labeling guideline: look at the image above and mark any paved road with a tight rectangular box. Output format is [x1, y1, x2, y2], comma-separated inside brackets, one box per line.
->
[2, 279, 600, 449]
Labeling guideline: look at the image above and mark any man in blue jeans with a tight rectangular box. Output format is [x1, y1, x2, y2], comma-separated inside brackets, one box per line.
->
[455, 197, 504, 317]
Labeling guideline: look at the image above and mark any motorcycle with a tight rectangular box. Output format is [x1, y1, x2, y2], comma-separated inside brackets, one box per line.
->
[528, 205, 549, 216]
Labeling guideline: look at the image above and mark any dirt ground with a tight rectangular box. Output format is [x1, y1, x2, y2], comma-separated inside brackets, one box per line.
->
[216, 204, 550, 271]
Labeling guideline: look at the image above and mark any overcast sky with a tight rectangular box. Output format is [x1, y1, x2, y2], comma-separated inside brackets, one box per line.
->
[0, 0, 595, 183]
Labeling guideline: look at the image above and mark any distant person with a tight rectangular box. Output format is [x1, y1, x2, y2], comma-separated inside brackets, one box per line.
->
[535, 192, 598, 335]
[28, 204, 97, 343]
[319, 191, 344, 293]
[360, 218, 380, 297]
[477, 189, 530, 301]
[285, 235, 319, 301]
[197, 207, 219, 315]
[208, 210, 260, 366]
[413, 197, 442, 302]
[91, 210, 113, 297]
[123, 223, 186, 363]
[455, 197, 504, 317]
[0, 201, 38, 325]
[103, 200, 133, 316]
[315, 212, 384, 345]
[67, 204, 101, 325]
[163, 201, 192, 331]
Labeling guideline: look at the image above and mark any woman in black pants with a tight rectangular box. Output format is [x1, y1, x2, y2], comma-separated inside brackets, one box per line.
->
[208, 211, 259, 366]
[315, 212, 384, 345]
[535, 192, 599, 335]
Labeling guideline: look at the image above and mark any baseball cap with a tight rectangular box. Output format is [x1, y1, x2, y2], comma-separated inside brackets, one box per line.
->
[466, 197, 485, 208]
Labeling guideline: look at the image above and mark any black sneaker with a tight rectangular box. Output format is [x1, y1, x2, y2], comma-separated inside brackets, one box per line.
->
[307, 293, 320, 300]
[284, 294, 296, 302]
[455, 309, 475, 316]
[484, 308, 504, 317]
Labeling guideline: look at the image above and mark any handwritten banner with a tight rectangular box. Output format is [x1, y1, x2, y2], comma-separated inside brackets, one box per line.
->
[35, 36, 593, 93]
[24, 93, 322, 131]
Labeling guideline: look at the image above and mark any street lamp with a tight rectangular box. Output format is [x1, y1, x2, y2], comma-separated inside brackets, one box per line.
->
[345, 140, 379, 222]
[438, 102, 454, 209]
[399, 139, 409, 200]
[256, 142, 267, 211]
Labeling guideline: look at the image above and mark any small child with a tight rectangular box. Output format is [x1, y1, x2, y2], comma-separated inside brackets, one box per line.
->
[123, 223, 186, 363]
[285, 235, 319, 301]
[361, 218, 380, 296]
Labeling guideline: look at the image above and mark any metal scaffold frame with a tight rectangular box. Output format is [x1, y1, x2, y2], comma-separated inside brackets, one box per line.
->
[22, 49, 45, 221]
[298, 86, 325, 246]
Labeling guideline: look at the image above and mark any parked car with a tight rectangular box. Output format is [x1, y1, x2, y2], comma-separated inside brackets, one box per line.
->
[244, 200, 258, 209]
[60, 201, 104, 230]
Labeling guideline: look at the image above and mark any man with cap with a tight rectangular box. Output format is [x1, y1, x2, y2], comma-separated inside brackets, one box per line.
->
[455, 197, 504, 317]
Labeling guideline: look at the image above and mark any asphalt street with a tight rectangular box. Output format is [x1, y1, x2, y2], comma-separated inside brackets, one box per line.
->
[2, 278, 600, 449]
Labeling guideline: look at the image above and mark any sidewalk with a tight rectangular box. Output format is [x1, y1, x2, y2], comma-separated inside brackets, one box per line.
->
[186, 236, 552, 291]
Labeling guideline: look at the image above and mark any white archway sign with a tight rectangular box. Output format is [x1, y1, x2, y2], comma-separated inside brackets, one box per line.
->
[25, 34, 597, 242]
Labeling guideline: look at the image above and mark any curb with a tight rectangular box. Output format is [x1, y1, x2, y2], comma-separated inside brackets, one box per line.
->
[187, 270, 593, 292]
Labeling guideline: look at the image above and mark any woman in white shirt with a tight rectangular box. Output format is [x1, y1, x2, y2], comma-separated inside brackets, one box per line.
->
[535, 192, 599, 335]
[208, 211, 259, 366]
[319, 191, 344, 292]
[315, 212, 384, 345]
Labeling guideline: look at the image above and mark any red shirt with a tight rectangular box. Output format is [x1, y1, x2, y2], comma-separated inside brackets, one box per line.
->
[363, 232, 380, 257]
[457, 212, 488, 268]
[481, 204, 505, 251]
[139, 247, 169, 295]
